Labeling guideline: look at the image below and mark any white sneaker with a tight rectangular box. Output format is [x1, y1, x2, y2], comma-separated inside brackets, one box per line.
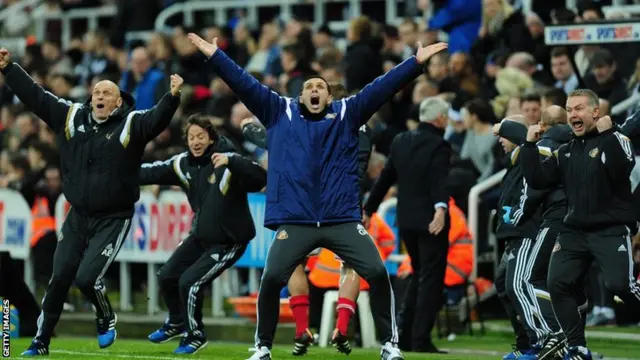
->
[246, 346, 271, 360]
[380, 342, 404, 360]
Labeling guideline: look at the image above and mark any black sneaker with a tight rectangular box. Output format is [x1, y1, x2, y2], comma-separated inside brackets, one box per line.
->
[173, 331, 208, 354]
[331, 329, 352, 355]
[538, 334, 567, 360]
[292, 328, 314, 356]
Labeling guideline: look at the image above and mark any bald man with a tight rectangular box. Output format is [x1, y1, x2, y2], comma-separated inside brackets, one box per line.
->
[120, 46, 168, 110]
[0, 47, 184, 356]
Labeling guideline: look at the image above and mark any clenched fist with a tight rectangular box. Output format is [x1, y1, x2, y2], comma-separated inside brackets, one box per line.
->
[596, 115, 613, 133]
[170, 74, 184, 96]
[526, 124, 543, 142]
[0, 48, 11, 70]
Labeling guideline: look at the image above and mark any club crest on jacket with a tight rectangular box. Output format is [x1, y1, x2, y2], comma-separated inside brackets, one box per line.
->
[277, 230, 288, 240]
[208, 173, 216, 184]
[589, 147, 599, 158]
[552, 242, 561, 252]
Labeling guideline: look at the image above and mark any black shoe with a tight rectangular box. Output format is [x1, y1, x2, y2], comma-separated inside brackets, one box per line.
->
[292, 329, 314, 356]
[21, 340, 49, 356]
[331, 329, 352, 355]
[539, 334, 567, 360]
[173, 331, 208, 354]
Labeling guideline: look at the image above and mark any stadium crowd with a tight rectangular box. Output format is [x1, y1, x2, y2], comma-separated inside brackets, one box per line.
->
[2, 0, 640, 351]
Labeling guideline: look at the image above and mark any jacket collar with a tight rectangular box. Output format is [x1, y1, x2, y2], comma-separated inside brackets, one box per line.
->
[417, 122, 445, 137]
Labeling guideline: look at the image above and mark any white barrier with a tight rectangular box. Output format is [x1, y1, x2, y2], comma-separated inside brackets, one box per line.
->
[0, 188, 35, 293]
[467, 168, 506, 281]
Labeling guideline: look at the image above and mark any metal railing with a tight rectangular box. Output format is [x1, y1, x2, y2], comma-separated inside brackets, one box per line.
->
[467, 168, 506, 281]
[0, 0, 42, 23]
[33, 5, 116, 49]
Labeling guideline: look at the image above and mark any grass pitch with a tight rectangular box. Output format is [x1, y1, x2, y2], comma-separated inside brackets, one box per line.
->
[6, 334, 640, 360]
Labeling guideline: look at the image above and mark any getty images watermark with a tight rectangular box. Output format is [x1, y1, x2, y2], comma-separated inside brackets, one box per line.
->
[2, 298, 9, 358]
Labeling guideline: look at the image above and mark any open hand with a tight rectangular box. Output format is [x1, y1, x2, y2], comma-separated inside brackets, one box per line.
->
[170, 74, 184, 96]
[526, 124, 543, 142]
[211, 153, 230, 168]
[429, 208, 446, 235]
[415, 42, 448, 64]
[188, 33, 218, 58]
[0, 48, 11, 70]
[596, 115, 613, 133]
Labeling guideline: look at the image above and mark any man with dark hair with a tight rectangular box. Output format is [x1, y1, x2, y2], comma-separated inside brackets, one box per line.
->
[0, 47, 184, 356]
[584, 49, 628, 124]
[522, 89, 640, 360]
[188, 32, 447, 360]
[140, 114, 267, 355]
[280, 43, 316, 97]
[550, 47, 578, 94]
[240, 82, 373, 356]
[520, 91, 542, 125]
[542, 87, 568, 109]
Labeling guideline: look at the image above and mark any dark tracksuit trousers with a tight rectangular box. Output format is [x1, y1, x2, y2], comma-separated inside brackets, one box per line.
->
[495, 237, 549, 348]
[256, 222, 397, 348]
[549, 225, 640, 347]
[157, 236, 246, 333]
[35, 209, 132, 345]
[396, 223, 450, 351]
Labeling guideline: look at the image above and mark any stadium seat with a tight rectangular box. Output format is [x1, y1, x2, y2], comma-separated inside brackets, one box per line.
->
[318, 290, 377, 349]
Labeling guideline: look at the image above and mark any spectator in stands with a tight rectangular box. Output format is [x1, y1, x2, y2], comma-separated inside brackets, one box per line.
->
[424, 0, 482, 54]
[280, 43, 316, 97]
[446, 52, 479, 109]
[526, 12, 550, 68]
[312, 25, 335, 58]
[456, 98, 498, 184]
[584, 48, 628, 124]
[398, 19, 420, 56]
[14, 112, 39, 150]
[471, 0, 533, 72]
[147, 33, 177, 74]
[109, 0, 163, 48]
[505, 51, 552, 89]
[541, 87, 568, 109]
[78, 30, 118, 85]
[551, 46, 579, 94]
[344, 16, 383, 92]
[520, 91, 542, 126]
[120, 47, 168, 111]
[246, 21, 281, 75]
[380, 25, 409, 59]
[233, 21, 257, 68]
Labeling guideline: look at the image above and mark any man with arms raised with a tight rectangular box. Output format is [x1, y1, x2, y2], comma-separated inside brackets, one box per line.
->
[0, 48, 183, 356]
[187, 33, 447, 360]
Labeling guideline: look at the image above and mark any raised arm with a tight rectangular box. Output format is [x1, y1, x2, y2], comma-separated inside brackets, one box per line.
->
[344, 42, 448, 127]
[122, 75, 183, 146]
[213, 153, 267, 193]
[140, 152, 188, 187]
[0, 49, 71, 133]
[188, 34, 286, 128]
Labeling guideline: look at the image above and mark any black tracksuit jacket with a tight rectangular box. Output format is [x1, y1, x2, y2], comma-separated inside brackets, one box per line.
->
[521, 127, 637, 231]
[495, 145, 544, 241]
[1, 62, 180, 218]
[242, 122, 373, 198]
[139, 136, 267, 244]
[498, 122, 573, 229]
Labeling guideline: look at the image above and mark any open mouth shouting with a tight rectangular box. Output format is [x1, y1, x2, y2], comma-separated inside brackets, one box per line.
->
[570, 118, 584, 132]
[310, 95, 320, 111]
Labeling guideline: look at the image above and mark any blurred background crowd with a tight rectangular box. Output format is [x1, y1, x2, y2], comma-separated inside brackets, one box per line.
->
[2, 0, 640, 338]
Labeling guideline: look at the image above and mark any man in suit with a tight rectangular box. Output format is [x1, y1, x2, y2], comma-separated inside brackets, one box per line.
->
[364, 96, 452, 353]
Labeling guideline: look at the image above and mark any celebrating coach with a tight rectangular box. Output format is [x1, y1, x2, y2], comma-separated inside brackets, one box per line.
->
[0, 48, 183, 357]
[364, 96, 452, 353]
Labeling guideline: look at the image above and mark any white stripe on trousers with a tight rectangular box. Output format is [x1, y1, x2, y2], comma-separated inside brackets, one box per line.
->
[624, 228, 640, 302]
[385, 268, 399, 344]
[523, 228, 553, 335]
[187, 245, 242, 331]
[512, 238, 544, 341]
[254, 232, 277, 348]
[94, 219, 131, 317]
